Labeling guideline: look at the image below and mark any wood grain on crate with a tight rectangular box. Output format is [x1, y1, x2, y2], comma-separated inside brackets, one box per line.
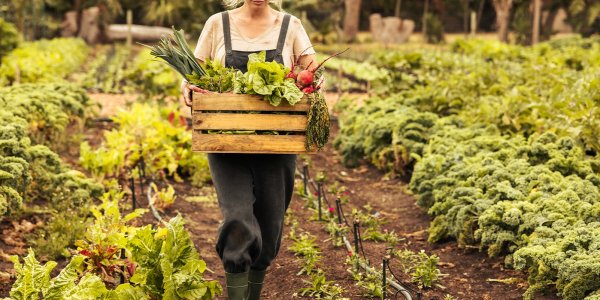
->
[193, 113, 307, 131]
[192, 93, 310, 112]
[192, 92, 314, 154]
[192, 132, 308, 153]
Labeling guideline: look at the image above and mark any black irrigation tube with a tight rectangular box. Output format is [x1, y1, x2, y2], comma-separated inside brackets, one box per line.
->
[128, 158, 163, 223]
[147, 182, 163, 222]
[296, 165, 414, 300]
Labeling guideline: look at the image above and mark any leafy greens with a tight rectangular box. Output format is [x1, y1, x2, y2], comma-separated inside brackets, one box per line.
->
[234, 51, 304, 106]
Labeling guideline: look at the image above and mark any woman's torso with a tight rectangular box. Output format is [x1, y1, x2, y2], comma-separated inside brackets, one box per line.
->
[221, 11, 290, 72]
[193, 10, 315, 69]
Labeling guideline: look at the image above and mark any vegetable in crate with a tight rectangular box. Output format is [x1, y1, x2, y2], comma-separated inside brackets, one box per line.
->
[233, 51, 303, 106]
[290, 48, 349, 150]
[187, 59, 237, 93]
[147, 28, 205, 80]
[305, 92, 329, 151]
[147, 28, 237, 93]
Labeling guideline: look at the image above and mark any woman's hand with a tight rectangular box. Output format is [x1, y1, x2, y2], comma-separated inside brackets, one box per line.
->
[182, 82, 211, 107]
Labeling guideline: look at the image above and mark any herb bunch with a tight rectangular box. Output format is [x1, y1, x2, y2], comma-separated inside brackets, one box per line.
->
[306, 92, 330, 151]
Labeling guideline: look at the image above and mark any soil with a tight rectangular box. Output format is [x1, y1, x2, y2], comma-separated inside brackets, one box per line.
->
[0, 94, 560, 300]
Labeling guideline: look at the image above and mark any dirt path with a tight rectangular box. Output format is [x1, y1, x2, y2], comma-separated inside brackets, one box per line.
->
[84, 92, 540, 299]
[145, 123, 554, 299]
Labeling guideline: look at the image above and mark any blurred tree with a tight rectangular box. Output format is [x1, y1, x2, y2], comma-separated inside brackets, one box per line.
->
[281, 0, 317, 32]
[511, 1, 530, 44]
[143, 0, 187, 26]
[0, 17, 20, 59]
[422, 0, 430, 36]
[283, 0, 343, 44]
[343, 0, 361, 41]
[1, 0, 59, 39]
[422, 0, 446, 43]
[492, 0, 513, 41]
[460, 0, 469, 34]
[566, 0, 600, 36]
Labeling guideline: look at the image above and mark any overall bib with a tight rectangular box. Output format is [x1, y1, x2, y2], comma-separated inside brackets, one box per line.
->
[208, 11, 296, 273]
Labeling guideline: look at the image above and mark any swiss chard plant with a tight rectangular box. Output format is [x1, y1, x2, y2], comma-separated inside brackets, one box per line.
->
[3, 190, 222, 300]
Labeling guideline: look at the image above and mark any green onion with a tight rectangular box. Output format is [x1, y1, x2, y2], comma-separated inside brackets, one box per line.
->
[144, 27, 205, 79]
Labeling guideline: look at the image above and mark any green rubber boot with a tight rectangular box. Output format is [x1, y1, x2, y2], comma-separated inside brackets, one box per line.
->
[246, 269, 266, 300]
[225, 272, 249, 300]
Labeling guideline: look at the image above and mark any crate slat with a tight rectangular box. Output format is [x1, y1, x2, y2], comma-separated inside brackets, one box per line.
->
[193, 131, 309, 153]
[192, 93, 315, 154]
[192, 93, 310, 112]
[193, 113, 307, 131]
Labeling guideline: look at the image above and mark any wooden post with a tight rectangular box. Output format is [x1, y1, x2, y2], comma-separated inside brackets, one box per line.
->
[470, 10, 477, 36]
[343, 0, 362, 42]
[126, 9, 133, 49]
[532, 0, 541, 44]
[395, 0, 402, 17]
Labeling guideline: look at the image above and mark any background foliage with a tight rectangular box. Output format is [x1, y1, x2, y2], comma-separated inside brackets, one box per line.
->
[1, 0, 597, 42]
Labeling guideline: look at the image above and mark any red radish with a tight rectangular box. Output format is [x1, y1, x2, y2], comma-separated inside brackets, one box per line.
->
[302, 86, 315, 94]
[292, 48, 349, 94]
[297, 70, 314, 88]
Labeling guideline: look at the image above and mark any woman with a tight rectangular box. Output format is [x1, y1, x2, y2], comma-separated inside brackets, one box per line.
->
[181, 0, 316, 299]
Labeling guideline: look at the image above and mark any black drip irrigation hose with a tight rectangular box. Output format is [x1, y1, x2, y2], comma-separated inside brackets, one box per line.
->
[127, 159, 163, 223]
[295, 166, 414, 300]
[147, 182, 163, 222]
[91, 117, 114, 123]
[354, 221, 369, 263]
[389, 263, 421, 300]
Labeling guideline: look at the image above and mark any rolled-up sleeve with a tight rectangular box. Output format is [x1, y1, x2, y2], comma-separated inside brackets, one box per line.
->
[292, 19, 316, 59]
[194, 15, 216, 61]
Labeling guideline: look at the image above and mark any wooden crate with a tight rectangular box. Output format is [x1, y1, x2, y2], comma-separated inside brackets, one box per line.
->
[192, 93, 314, 154]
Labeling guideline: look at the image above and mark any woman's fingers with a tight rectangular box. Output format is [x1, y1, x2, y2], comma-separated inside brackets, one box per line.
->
[182, 84, 211, 107]
[182, 86, 193, 107]
[184, 92, 193, 107]
[189, 85, 210, 94]
[182, 84, 211, 108]
[188, 85, 202, 92]
[190, 85, 213, 95]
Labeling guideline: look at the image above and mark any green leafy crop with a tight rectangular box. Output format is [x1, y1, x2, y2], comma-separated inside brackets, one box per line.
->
[0, 38, 88, 85]
[80, 103, 210, 186]
[0, 84, 101, 222]
[335, 37, 600, 299]
[187, 59, 237, 93]
[0, 18, 19, 60]
[234, 51, 304, 106]
[3, 193, 221, 300]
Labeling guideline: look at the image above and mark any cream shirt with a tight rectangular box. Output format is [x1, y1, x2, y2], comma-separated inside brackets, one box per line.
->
[193, 11, 316, 68]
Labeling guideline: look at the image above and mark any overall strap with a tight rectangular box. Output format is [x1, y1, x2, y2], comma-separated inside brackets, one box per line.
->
[275, 14, 292, 57]
[221, 12, 234, 64]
